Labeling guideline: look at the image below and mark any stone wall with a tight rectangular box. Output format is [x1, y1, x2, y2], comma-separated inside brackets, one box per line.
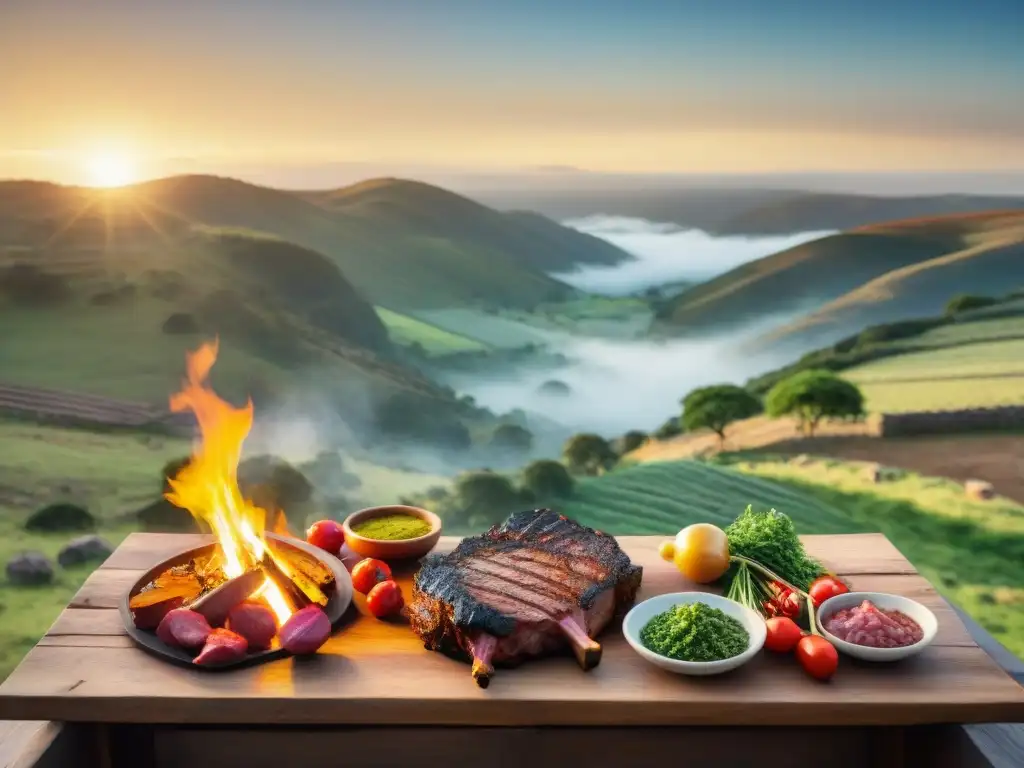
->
[879, 406, 1024, 437]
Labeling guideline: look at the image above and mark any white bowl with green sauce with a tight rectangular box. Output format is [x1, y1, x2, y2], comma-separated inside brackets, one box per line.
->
[622, 592, 766, 676]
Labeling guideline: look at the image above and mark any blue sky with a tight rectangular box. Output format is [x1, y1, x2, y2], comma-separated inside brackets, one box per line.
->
[2, 0, 1022, 181]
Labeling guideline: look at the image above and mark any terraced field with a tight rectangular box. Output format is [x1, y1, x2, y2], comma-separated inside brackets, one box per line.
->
[560, 460, 868, 536]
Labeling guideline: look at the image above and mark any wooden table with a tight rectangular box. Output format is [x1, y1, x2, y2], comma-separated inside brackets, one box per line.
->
[1, 533, 1022, 768]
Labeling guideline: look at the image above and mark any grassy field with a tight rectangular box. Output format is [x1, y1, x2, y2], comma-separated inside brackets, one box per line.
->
[559, 456, 1024, 657]
[504, 296, 652, 338]
[843, 336, 1024, 413]
[0, 419, 448, 681]
[375, 306, 490, 356]
[413, 308, 554, 349]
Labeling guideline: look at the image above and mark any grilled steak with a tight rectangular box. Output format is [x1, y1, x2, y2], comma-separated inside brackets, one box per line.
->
[410, 509, 642, 687]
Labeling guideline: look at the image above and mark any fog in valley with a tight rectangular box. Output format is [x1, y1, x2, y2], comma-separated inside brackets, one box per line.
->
[448, 318, 799, 438]
[552, 216, 834, 295]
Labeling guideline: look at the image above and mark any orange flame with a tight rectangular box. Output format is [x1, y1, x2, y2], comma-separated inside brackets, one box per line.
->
[164, 339, 294, 625]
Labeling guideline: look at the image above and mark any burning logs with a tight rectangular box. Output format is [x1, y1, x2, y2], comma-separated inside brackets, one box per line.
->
[122, 533, 353, 670]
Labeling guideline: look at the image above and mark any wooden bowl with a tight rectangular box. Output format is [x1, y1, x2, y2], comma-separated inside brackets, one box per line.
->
[342, 505, 442, 561]
[120, 533, 353, 671]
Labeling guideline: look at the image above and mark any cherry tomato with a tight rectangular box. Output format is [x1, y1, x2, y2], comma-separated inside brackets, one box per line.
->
[664, 523, 730, 584]
[764, 617, 803, 653]
[808, 576, 849, 607]
[351, 558, 393, 595]
[366, 579, 404, 618]
[796, 635, 838, 680]
[306, 519, 345, 555]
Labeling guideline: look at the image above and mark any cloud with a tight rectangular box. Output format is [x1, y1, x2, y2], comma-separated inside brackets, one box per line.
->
[552, 216, 835, 294]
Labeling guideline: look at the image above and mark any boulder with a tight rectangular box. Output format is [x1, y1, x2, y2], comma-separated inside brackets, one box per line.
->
[24, 503, 96, 533]
[6, 551, 55, 586]
[863, 463, 883, 484]
[57, 535, 114, 568]
[965, 479, 995, 501]
[162, 312, 200, 335]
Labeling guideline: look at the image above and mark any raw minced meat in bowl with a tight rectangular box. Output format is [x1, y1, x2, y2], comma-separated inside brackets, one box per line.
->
[817, 591, 938, 661]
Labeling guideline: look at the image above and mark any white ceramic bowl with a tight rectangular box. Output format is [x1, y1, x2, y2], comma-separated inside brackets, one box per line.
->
[817, 591, 938, 662]
[622, 592, 766, 676]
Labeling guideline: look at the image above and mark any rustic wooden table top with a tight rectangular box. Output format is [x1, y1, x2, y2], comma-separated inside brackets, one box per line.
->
[0, 532, 1022, 727]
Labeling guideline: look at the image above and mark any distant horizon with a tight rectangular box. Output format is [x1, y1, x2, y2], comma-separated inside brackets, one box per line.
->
[4, 166, 1024, 198]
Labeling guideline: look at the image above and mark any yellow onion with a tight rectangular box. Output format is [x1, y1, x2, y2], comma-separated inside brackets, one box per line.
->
[659, 523, 730, 584]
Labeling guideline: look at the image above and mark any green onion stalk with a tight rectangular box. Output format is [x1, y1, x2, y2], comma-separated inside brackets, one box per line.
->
[725, 554, 818, 628]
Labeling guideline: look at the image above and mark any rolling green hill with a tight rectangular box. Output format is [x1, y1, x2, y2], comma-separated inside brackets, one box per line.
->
[556, 457, 1024, 656]
[0, 195, 466, 426]
[763, 213, 1024, 347]
[655, 210, 1024, 342]
[128, 175, 627, 309]
[746, 294, 1024, 412]
[0, 176, 631, 311]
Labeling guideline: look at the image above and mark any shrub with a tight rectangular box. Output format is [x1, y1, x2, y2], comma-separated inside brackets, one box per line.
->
[489, 423, 534, 453]
[0, 264, 69, 305]
[538, 379, 572, 397]
[681, 385, 762, 446]
[522, 460, 575, 499]
[945, 294, 999, 316]
[450, 471, 527, 528]
[375, 393, 472, 451]
[614, 430, 648, 455]
[161, 456, 192, 493]
[765, 369, 865, 436]
[562, 433, 617, 476]
[162, 312, 200, 335]
[238, 455, 314, 510]
[24, 503, 95, 533]
[136, 498, 200, 533]
[653, 417, 683, 440]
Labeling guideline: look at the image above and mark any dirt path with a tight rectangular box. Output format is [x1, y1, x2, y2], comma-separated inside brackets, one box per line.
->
[632, 416, 1024, 505]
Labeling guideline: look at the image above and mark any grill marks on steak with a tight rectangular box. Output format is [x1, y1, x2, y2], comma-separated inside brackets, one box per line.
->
[410, 509, 642, 687]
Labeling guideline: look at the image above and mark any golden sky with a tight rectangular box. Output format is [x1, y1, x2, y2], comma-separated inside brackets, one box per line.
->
[2, 1, 1023, 186]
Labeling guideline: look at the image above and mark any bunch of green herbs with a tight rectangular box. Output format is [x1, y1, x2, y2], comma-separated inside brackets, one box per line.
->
[639, 602, 749, 662]
[724, 505, 826, 592]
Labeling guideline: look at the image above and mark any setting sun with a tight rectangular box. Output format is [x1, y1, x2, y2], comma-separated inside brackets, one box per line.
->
[84, 150, 136, 188]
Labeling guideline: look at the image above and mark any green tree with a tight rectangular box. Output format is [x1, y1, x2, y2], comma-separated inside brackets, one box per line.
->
[681, 384, 762, 447]
[521, 460, 575, 499]
[562, 433, 617, 476]
[614, 430, 649, 455]
[765, 369, 865, 437]
[489, 423, 534, 453]
[452, 471, 526, 529]
[653, 417, 683, 440]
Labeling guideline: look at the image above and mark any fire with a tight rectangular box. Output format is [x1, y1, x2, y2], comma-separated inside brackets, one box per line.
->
[164, 340, 295, 625]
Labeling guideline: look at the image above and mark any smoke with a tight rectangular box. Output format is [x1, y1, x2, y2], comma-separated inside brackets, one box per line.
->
[448, 313, 801, 438]
[552, 216, 835, 295]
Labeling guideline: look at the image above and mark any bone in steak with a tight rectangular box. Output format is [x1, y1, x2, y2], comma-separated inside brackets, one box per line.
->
[409, 509, 642, 687]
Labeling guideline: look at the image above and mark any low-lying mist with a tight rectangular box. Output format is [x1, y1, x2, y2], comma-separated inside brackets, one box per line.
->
[553, 215, 834, 295]
[448, 313, 802, 438]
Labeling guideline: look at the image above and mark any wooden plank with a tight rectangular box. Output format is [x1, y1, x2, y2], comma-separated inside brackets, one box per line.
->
[3, 533, 1019, 728]
[102, 532, 917, 575]
[0, 642, 1020, 727]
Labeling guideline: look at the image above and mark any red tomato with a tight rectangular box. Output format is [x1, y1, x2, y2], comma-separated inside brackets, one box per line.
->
[796, 635, 838, 680]
[351, 558, 393, 595]
[306, 520, 345, 555]
[764, 617, 803, 653]
[808, 576, 849, 607]
[366, 580, 404, 618]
